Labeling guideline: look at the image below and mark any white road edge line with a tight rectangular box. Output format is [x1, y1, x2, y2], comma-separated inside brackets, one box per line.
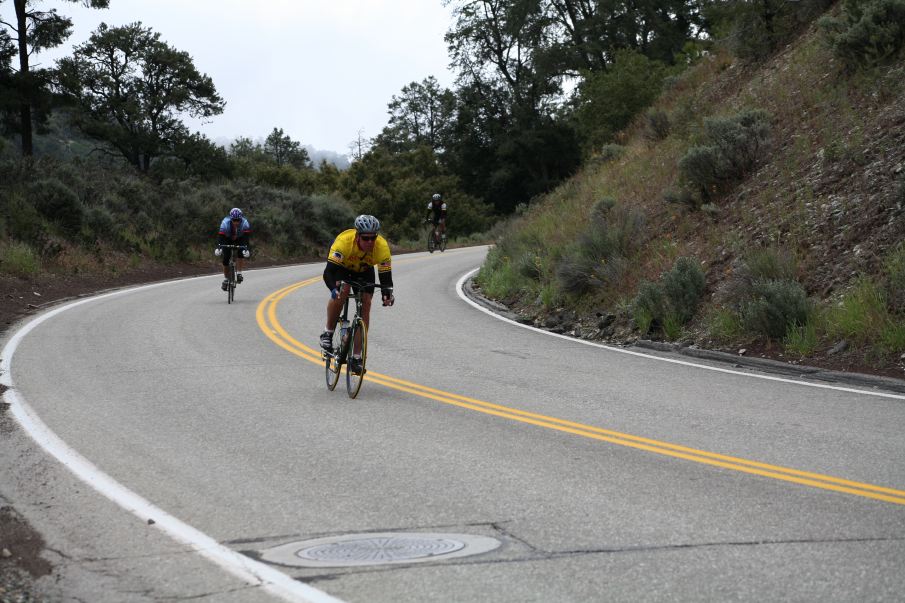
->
[0, 277, 345, 603]
[456, 267, 905, 401]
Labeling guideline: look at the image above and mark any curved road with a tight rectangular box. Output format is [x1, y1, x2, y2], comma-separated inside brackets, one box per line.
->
[2, 245, 905, 602]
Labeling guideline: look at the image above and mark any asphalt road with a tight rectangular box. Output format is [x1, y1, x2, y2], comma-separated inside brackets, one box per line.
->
[2, 245, 905, 602]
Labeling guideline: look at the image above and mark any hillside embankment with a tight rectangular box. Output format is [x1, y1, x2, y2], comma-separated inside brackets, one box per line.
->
[475, 14, 905, 381]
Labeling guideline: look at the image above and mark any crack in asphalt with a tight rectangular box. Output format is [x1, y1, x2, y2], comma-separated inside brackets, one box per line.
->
[298, 534, 905, 583]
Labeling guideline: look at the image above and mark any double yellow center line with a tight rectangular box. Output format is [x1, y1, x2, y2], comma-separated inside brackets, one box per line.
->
[257, 279, 905, 507]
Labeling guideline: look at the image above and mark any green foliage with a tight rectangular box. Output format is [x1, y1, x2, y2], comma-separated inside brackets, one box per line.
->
[713, 248, 810, 341]
[663, 188, 698, 210]
[819, 0, 905, 70]
[593, 145, 626, 165]
[0, 154, 355, 268]
[575, 49, 671, 152]
[662, 257, 707, 323]
[883, 241, 905, 313]
[4, 192, 47, 245]
[28, 177, 83, 231]
[476, 247, 522, 300]
[739, 279, 811, 339]
[644, 109, 672, 142]
[784, 316, 821, 356]
[56, 22, 224, 172]
[825, 278, 889, 341]
[722, 0, 835, 62]
[678, 109, 771, 202]
[0, 240, 41, 277]
[0, 0, 110, 155]
[263, 127, 311, 168]
[633, 280, 667, 333]
[341, 145, 492, 241]
[708, 307, 745, 343]
[633, 256, 706, 336]
[555, 202, 644, 296]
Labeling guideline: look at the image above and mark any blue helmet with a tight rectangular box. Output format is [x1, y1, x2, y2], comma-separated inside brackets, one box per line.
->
[229, 208, 243, 220]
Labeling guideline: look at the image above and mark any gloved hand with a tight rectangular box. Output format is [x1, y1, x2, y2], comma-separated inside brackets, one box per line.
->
[214, 248, 222, 257]
[242, 249, 250, 258]
[382, 289, 395, 307]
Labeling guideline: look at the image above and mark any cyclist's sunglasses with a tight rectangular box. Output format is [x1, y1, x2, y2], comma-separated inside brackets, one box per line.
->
[359, 234, 377, 241]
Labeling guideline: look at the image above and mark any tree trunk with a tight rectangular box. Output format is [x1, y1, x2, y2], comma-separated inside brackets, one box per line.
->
[14, 0, 33, 156]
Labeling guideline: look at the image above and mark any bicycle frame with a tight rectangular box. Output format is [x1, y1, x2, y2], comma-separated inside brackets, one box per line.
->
[323, 279, 388, 398]
[218, 244, 247, 304]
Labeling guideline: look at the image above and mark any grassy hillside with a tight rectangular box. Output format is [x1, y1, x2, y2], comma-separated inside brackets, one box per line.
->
[476, 7, 905, 375]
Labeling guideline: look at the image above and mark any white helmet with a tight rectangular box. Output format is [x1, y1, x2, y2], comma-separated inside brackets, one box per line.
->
[354, 214, 380, 234]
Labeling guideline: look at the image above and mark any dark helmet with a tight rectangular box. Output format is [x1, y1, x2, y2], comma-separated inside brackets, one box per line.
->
[432, 193, 442, 202]
[354, 214, 380, 234]
[229, 207, 243, 220]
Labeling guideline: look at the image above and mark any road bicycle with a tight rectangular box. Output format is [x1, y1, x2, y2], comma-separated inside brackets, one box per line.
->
[425, 220, 447, 253]
[218, 244, 247, 304]
[323, 280, 389, 398]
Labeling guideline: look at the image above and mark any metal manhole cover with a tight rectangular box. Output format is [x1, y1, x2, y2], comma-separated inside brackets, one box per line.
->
[259, 532, 501, 568]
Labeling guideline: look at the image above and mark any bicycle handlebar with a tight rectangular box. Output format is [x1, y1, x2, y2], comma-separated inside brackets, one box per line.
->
[336, 279, 390, 291]
[217, 244, 248, 249]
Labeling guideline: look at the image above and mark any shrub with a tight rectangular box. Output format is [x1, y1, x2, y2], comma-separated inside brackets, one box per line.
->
[555, 203, 644, 296]
[644, 110, 672, 141]
[633, 256, 706, 335]
[28, 177, 84, 232]
[728, 0, 836, 61]
[633, 280, 666, 334]
[661, 257, 707, 323]
[515, 251, 543, 281]
[6, 194, 47, 245]
[882, 241, 905, 313]
[718, 248, 798, 309]
[678, 146, 723, 200]
[740, 279, 811, 340]
[820, 0, 905, 70]
[825, 278, 890, 342]
[663, 188, 699, 210]
[784, 317, 821, 356]
[678, 110, 771, 202]
[593, 145, 626, 165]
[0, 241, 41, 277]
[575, 49, 669, 152]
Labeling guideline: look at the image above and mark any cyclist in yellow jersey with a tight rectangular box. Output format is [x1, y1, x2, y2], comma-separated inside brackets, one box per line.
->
[319, 215, 395, 373]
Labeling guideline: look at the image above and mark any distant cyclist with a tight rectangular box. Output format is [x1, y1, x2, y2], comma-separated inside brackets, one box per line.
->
[214, 207, 251, 291]
[426, 193, 447, 244]
[319, 215, 395, 374]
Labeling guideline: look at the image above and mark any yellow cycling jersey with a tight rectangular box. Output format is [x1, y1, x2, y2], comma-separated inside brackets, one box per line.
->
[327, 229, 392, 273]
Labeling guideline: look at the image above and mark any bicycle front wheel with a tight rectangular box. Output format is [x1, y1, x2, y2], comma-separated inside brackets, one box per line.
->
[427, 231, 435, 253]
[320, 329, 339, 390]
[439, 234, 447, 252]
[345, 318, 367, 398]
[228, 263, 236, 304]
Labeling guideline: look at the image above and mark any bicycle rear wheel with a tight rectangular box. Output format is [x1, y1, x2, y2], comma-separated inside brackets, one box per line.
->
[325, 330, 341, 391]
[345, 318, 367, 398]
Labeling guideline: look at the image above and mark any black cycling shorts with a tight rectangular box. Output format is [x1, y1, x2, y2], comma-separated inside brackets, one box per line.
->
[324, 263, 376, 294]
[220, 238, 249, 266]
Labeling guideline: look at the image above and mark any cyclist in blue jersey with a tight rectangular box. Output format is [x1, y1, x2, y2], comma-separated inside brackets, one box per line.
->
[214, 208, 251, 291]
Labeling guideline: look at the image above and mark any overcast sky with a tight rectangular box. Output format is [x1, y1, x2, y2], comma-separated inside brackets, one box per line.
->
[4, 0, 457, 156]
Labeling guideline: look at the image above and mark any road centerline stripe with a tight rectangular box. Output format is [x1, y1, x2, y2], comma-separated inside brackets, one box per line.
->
[258, 279, 905, 507]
